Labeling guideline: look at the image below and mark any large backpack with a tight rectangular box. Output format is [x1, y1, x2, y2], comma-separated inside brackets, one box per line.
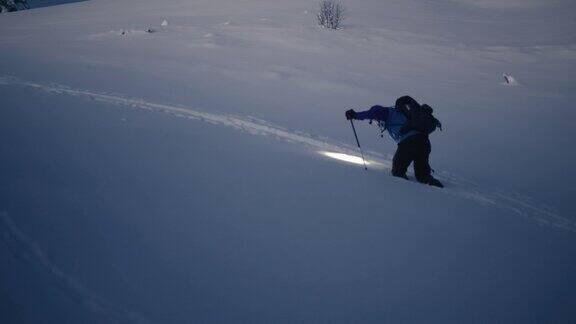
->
[395, 96, 442, 135]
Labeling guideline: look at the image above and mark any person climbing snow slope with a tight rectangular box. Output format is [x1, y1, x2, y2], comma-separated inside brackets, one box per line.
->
[346, 96, 444, 188]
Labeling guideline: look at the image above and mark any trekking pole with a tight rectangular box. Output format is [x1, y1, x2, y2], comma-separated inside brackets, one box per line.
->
[349, 119, 368, 171]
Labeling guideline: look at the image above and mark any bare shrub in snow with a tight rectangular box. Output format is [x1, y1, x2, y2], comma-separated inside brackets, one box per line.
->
[0, 0, 29, 13]
[0, 0, 15, 12]
[317, 0, 345, 29]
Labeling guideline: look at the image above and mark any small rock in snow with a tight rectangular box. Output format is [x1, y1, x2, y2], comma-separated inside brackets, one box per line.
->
[502, 73, 518, 86]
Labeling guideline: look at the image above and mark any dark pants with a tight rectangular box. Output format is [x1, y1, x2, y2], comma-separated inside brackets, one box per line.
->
[392, 134, 433, 183]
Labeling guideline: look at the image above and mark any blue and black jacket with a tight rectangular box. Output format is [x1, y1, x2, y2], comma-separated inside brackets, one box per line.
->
[354, 105, 421, 143]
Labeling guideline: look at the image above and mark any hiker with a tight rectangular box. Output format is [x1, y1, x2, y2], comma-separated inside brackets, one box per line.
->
[345, 96, 444, 188]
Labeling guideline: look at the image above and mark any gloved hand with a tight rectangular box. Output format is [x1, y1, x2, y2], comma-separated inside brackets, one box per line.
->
[345, 109, 357, 120]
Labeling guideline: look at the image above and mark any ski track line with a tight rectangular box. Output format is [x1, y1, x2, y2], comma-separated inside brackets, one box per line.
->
[0, 212, 153, 324]
[0, 76, 364, 160]
[1, 76, 575, 233]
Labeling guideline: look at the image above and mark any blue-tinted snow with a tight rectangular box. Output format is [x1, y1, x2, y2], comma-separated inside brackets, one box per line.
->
[1, 0, 576, 323]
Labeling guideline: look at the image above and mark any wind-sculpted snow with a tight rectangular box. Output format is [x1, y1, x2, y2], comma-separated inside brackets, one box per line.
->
[0, 212, 152, 324]
[1, 75, 575, 233]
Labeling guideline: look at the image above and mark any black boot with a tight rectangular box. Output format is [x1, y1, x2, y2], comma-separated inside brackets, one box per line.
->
[428, 177, 443, 188]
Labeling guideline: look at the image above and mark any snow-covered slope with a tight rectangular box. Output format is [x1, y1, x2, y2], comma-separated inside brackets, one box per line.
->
[1, 0, 576, 323]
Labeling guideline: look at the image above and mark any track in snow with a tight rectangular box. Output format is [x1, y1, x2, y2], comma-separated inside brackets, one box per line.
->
[0, 211, 152, 324]
[1, 75, 574, 233]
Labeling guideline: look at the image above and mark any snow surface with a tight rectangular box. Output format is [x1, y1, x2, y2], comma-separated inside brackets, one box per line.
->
[1, 0, 576, 323]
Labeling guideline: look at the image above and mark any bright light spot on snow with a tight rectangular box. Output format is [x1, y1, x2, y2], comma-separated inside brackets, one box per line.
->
[320, 151, 368, 165]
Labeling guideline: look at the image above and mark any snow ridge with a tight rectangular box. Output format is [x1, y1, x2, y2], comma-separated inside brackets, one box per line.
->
[1, 75, 575, 233]
[0, 212, 152, 324]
